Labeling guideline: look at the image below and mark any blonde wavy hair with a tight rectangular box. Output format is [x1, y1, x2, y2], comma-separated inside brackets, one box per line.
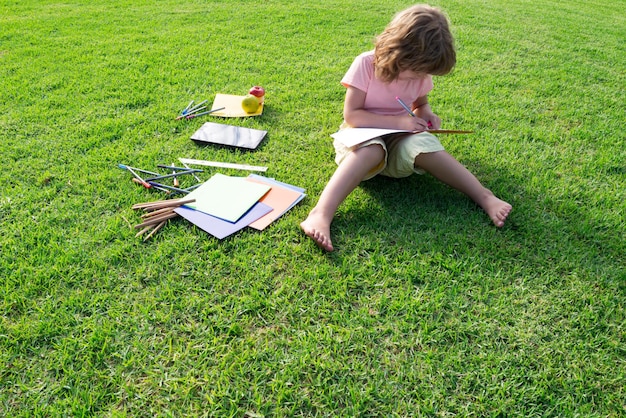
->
[374, 4, 456, 82]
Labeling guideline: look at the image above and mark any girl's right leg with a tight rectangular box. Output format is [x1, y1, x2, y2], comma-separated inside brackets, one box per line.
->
[301, 144, 385, 251]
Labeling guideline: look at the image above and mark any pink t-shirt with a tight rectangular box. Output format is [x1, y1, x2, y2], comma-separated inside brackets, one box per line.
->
[341, 50, 434, 116]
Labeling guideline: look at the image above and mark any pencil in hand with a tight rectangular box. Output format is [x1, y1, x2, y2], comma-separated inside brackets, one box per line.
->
[395, 96, 416, 117]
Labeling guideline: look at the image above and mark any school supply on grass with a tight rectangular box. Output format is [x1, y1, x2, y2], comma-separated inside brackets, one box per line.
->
[179, 158, 268, 172]
[126, 171, 305, 241]
[185, 107, 225, 120]
[119, 164, 152, 188]
[173, 174, 304, 239]
[132, 198, 194, 241]
[179, 161, 203, 181]
[331, 127, 474, 148]
[190, 122, 268, 150]
[208, 93, 264, 117]
[176, 99, 205, 119]
[244, 174, 306, 230]
[175, 202, 273, 240]
[144, 169, 203, 182]
[120, 163, 204, 194]
[175, 99, 225, 120]
[182, 173, 271, 223]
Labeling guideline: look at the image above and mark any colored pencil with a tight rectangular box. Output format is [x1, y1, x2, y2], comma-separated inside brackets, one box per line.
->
[175, 100, 208, 120]
[184, 100, 207, 115]
[180, 161, 202, 182]
[183, 184, 202, 192]
[394, 99, 471, 134]
[143, 220, 167, 241]
[119, 164, 161, 176]
[183, 100, 194, 113]
[140, 206, 178, 218]
[144, 170, 201, 182]
[395, 96, 416, 117]
[135, 225, 154, 237]
[157, 165, 204, 172]
[185, 106, 225, 120]
[147, 181, 189, 194]
[123, 166, 151, 188]
[134, 211, 179, 229]
[132, 178, 170, 193]
[132, 198, 195, 210]
[171, 162, 179, 187]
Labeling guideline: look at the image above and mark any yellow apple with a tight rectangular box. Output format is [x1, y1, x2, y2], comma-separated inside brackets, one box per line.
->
[241, 95, 260, 113]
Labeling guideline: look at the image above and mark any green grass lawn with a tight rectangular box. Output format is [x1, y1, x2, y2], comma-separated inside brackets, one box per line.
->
[1, 0, 624, 416]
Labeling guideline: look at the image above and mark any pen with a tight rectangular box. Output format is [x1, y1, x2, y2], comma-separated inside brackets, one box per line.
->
[395, 96, 416, 117]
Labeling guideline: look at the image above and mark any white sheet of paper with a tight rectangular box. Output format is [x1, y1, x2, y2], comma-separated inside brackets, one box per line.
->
[330, 128, 411, 148]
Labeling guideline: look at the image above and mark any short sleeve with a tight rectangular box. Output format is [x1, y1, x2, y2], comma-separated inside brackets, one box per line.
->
[340, 51, 375, 92]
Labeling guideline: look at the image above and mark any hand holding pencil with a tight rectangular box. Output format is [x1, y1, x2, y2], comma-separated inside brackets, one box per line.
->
[395, 96, 471, 134]
[395, 96, 430, 130]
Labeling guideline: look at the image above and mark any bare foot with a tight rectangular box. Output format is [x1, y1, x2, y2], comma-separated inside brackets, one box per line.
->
[482, 194, 512, 227]
[300, 209, 334, 251]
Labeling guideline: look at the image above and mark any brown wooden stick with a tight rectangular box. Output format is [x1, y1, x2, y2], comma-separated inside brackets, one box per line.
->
[134, 211, 179, 229]
[139, 199, 192, 211]
[143, 220, 167, 241]
[140, 206, 175, 219]
[132, 199, 178, 210]
[135, 225, 154, 237]
[132, 198, 195, 210]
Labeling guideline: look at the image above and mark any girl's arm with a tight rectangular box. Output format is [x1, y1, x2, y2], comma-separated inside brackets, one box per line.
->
[412, 95, 441, 130]
[343, 86, 429, 131]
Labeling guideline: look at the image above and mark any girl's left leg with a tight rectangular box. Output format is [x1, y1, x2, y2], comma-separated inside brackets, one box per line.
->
[414, 150, 512, 227]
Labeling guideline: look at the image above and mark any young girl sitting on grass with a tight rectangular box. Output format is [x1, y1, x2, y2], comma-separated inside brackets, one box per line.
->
[301, 4, 512, 252]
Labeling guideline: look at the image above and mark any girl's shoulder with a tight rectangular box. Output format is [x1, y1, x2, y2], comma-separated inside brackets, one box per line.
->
[354, 50, 375, 64]
[348, 50, 375, 73]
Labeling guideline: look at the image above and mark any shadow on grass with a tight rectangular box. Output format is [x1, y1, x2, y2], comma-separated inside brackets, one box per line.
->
[325, 158, 624, 288]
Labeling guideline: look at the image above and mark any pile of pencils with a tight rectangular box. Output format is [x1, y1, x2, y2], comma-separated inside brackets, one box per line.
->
[119, 163, 203, 195]
[132, 198, 195, 241]
[176, 100, 225, 120]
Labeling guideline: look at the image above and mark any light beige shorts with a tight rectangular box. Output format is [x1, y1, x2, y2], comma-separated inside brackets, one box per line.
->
[334, 131, 445, 180]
